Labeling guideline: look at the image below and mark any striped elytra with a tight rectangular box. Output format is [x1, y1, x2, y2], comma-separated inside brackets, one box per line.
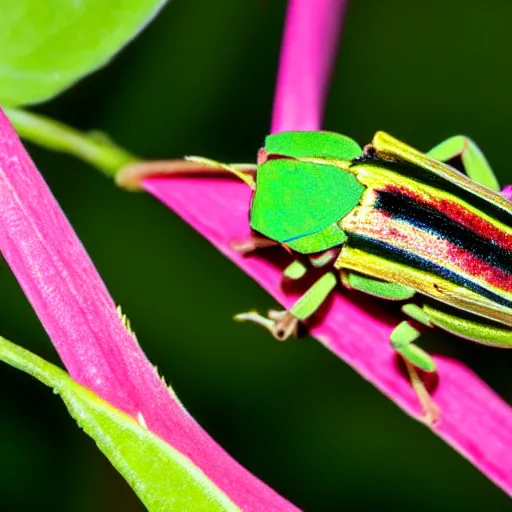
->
[336, 151, 512, 326]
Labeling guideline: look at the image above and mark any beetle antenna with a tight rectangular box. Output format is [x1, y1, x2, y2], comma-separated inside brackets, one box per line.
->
[186, 156, 256, 190]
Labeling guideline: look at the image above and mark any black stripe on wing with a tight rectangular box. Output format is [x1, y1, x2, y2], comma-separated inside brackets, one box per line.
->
[347, 234, 512, 309]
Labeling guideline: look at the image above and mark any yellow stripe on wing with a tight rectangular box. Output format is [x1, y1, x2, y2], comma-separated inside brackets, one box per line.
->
[335, 245, 512, 327]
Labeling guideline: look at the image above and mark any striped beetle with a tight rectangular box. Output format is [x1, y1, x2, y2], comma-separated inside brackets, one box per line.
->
[188, 130, 512, 423]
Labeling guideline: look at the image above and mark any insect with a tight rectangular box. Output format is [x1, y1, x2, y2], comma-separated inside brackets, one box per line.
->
[182, 130, 512, 424]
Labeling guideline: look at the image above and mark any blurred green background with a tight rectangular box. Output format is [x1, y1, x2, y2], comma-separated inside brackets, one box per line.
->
[2, 0, 512, 510]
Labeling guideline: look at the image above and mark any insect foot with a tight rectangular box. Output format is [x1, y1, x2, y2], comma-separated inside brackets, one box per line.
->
[403, 360, 441, 427]
[268, 310, 299, 340]
[234, 309, 299, 341]
[423, 401, 442, 427]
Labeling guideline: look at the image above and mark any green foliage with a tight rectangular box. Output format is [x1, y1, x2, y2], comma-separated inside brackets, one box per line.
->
[0, 336, 238, 512]
[0, 0, 167, 106]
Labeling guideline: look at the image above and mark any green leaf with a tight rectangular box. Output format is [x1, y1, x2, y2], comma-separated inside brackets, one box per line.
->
[0, 336, 239, 512]
[0, 0, 167, 106]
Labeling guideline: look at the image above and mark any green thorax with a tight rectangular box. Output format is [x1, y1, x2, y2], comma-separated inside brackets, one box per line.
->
[249, 131, 365, 254]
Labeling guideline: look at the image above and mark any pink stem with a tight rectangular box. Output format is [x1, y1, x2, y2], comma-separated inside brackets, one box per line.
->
[502, 185, 512, 202]
[0, 110, 299, 512]
[271, 0, 350, 133]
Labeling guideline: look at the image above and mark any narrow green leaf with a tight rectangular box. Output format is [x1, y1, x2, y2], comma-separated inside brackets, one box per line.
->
[0, 336, 239, 512]
[0, 0, 167, 106]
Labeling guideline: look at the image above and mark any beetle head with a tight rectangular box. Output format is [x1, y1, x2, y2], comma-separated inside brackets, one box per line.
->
[250, 132, 365, 254]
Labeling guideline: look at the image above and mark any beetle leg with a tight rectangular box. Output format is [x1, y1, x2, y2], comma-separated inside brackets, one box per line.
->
[403, 359, 441, 426]
[233, 310, 284, 336]
[401, 303, 433, 326]
[426, 136, 500, 191]
[390, 320, 440, 425]
[421, 302, 512, 348]
[341, 270, 416, 301]
[282, 260, 308, 280]
[308, 249, 339, 268]
[229, 234, 279, 254]
[234, 308, 300, 341]
[282, 251, 338, 283]
[390, 321, 436, 371]
[235, 272, 337, 341]
[335, 271, 438, 421]
[268, 310, 300, 339]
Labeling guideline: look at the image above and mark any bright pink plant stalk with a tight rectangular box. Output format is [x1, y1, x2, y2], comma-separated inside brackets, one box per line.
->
[0, 109, 300, 511]
[142, 0, 512, 497]
[271, 0, 349, 132]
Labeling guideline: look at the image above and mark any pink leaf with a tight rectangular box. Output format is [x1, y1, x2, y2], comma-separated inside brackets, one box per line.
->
[0, 109, 300, 511]
[143, 170, 512, 496]
[141, 0, 512, 498]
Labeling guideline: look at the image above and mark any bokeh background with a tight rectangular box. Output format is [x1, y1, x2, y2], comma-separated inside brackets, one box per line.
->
[2, 0, 512, 510]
